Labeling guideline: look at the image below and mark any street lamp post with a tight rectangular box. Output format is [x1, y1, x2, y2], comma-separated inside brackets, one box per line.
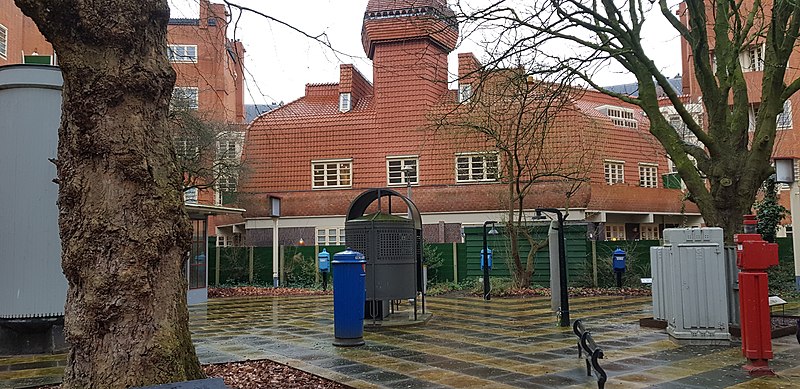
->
[269, 195, 282, 288]
[535, 208, 570, 327]
[482, 220, 498, 300]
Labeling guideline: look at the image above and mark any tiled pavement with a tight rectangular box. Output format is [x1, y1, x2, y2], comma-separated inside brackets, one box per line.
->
[2, 295, 799, 388]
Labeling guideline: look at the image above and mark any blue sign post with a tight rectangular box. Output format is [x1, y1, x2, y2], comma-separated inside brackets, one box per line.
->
[612, 247, 626, 287]
[318, 248, 330, 291]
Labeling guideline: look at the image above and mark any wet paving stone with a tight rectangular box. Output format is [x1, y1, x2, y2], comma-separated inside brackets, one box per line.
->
[3, 294, 800, 389]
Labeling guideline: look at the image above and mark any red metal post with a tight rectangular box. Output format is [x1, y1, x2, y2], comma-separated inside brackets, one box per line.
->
[734, 215, 779, 376]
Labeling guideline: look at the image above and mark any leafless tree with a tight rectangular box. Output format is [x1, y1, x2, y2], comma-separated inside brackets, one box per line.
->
[433, 65, 595, 288]
[454, 0, 800, 241]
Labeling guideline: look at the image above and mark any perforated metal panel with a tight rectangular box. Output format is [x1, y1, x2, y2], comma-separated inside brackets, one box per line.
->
[346, 218, 417, 300]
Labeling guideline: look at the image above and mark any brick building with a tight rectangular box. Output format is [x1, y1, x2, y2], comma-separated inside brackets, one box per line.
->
[1, 0, 246, 207]
[228, 0, 699, 247]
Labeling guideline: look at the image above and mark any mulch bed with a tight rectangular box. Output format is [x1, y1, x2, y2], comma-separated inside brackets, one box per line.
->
[208, 287, 331, 298]
[204, 360, 351, 389]
[479, 287, 653, 298]
[210, 286, 651, 299]
[37, 360, 350, 389]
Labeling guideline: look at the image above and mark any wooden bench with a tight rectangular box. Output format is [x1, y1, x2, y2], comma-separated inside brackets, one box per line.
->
[573, 319, 607, 389]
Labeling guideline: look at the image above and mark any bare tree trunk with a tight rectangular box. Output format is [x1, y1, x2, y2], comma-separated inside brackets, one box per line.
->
[14, 0, 204, 387]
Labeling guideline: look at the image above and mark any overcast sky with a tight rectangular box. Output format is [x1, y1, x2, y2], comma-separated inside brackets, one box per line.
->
[169, 0, 684, 106]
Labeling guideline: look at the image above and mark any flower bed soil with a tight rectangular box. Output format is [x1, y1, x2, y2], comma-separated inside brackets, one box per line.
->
[204, 360, 351, 389]
[37, 360, 351, 389]
[208, 287, 331, 298]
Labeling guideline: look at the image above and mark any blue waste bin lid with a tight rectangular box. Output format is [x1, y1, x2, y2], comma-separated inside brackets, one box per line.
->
[332, 248, 366, 263]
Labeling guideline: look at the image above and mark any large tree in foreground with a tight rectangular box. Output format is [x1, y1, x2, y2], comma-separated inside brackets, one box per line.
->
[456, 0, 800, 241]
[14, 0, 203, 386]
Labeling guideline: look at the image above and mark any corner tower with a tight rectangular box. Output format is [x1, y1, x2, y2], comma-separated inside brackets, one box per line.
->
[362, 0, 458, 111]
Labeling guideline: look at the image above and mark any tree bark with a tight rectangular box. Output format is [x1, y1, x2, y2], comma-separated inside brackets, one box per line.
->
[14, 0, 204, 387]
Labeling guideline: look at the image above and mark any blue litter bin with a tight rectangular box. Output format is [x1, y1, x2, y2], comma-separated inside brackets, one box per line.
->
[332, 248, 366, 347]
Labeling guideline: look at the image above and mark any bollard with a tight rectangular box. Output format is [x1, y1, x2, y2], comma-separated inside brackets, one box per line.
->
[332, 248, 366, 347]
[735, 215, 779, 376]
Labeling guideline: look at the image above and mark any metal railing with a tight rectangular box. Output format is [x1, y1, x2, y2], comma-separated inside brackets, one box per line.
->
[573, 319, 607, 389]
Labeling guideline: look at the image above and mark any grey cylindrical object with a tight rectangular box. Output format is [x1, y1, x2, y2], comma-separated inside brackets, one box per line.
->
[0, 65, 66, 319]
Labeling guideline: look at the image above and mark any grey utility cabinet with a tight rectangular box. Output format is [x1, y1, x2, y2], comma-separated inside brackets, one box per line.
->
[657, 228, 731, 342]
[0, 65, 66, 320]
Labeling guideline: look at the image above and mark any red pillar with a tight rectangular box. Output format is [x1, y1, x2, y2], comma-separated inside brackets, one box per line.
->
[735, 215, 779, 377]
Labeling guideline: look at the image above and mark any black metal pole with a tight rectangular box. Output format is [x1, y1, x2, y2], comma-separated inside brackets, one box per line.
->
[536, 208, 570, 327]
[482, 220, 496, 301]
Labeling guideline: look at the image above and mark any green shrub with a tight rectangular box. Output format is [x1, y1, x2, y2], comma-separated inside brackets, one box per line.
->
[283, 248, 317, 288]
[427, 280, 472, 296]
[469, 276, 514, 296]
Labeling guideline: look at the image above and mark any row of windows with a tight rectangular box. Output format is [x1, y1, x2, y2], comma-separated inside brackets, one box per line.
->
[311, 153, 499, 189]
[603, 160, 660, 188]
[605, 224, 661, 241]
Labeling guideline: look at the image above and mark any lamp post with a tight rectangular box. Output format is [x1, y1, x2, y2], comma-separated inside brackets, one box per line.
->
[269, 195, 282, 288]
[482, 220, 498, 300]
[774, 158, 799, 290]
[535, 208, 570, 327]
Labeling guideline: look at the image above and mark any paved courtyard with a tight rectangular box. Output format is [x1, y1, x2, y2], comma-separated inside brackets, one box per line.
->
[2, 294, 799, 388]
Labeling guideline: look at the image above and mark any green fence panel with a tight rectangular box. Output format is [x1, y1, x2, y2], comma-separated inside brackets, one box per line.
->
[425, 243, 455, 283]
[771, 237, 796, 290]
[252, 247, 273, 284]
[463, 223, 587, 286]
[457, 242, 468, 282]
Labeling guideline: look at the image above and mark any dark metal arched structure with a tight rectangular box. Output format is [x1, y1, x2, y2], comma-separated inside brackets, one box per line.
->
[346, 188, 422, 229]
[345, 188, 423, 321]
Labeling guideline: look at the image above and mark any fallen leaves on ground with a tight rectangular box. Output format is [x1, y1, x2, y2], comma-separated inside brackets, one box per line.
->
[208, 287, 332, 298]
[204, 360, 350, 389]
[38, 360, 350, 389]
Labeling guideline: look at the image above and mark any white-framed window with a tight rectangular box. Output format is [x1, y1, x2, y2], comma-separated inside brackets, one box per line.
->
[312, 159, 352, 189]
[317, 227, 346, 245]
[458, 84, 473, 102]
[455, 152, 499, 183]
[339, 92, 351, 113]
[387, 156, 418, 186]
[777, 100, 792, 129]
[749, 104, 760, 132]
[215, 175, 237, 205]
[168, 44, 197, 63]
[741, 44, 765, 72]
[0, 23, 7, 59]
[638, 163, 658, 188]
[175, 137, 199, 159]
[597, 105, 637, 128]
[640, 224, 660, 240]
[183, 187, 198, 204]
[605, 224, 626, 241]
[172, 87, 199, 110]
[217, 139, 237, 159]
[217, 175, 236, 193]
[604, 160, 625, 184]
